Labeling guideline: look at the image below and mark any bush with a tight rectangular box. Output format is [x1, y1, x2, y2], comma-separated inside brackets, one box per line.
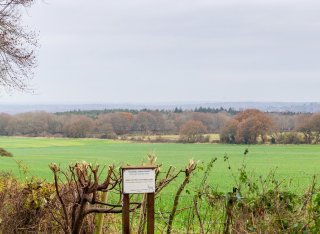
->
[2, 156, 320, 233]
[99, 132, 117, 139]
[275, 132, 304, 144]
[179, 134, 209, 143]
[0, 174, 59, 233]
[0, 148, 12, 157]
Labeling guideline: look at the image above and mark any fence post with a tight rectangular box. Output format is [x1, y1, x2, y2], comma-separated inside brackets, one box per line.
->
[122, 193, 130, 234]
[147, 192, 155, 234]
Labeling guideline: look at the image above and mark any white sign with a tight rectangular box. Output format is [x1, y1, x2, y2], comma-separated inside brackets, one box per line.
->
[123, 169, 155, 194]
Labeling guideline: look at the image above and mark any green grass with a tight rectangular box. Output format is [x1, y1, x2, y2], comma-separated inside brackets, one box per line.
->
[0, 136, 320, 192]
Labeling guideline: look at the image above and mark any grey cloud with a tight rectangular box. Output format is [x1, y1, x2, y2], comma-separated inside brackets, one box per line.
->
[3, 0, 319, 104]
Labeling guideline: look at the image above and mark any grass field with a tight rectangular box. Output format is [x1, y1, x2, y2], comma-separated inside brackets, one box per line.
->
[138, 133, 220, 141]
[0, 136, 320, 192]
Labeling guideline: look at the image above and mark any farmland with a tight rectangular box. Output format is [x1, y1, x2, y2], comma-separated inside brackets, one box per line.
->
[2, 136, 320, 232]
[0, 136, 320, 192]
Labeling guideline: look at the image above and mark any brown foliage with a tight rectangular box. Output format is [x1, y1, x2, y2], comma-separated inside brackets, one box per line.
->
[0, 173, 59, 233]
[236, 110, 273, 144]
[179, 120, 207, 143]
[2, 109, 320, 146]
[63, 115, 94, 138]
[221, 109, 273, 144]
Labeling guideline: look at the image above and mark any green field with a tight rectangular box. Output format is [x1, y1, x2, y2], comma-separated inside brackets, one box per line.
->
[0, 136, 320, 192]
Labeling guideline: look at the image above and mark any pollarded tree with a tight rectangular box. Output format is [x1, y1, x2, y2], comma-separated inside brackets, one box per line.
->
[0, 0, 37, 91]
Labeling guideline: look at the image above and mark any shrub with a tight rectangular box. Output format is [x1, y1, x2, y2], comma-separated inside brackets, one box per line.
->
[0, 148, 12, 157]
[0, 173, 59, 233]
[275, 132, 304, 144]
[99, 132, 117, 139]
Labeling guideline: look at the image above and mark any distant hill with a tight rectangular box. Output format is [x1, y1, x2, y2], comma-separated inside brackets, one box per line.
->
[0, 102, 319, 114]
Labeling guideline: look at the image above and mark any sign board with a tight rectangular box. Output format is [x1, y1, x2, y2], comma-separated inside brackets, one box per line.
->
[122, 168, 155, 194]
[121, 166, 156, 233]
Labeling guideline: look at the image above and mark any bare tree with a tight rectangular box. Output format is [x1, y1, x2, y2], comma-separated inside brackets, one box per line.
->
[309, 113, 320, 143]
[133, 112, 157, 134]
[110, 112, 133, 135]
[297, 115, 314, 144]
[220, 119, 239, 144]
[63, 115, 94, 138]
[0, 0, 37, 91]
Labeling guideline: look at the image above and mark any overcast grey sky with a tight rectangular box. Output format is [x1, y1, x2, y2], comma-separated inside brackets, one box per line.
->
[1, 0, 320, 104]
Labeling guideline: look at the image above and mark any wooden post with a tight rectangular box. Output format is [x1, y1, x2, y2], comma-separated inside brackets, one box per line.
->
[147, 193, 155, 234]
[122, 166, 156, 234]
[122, 194, 130, 234]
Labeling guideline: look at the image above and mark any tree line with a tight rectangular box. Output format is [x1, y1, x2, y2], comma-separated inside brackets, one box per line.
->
[0, 111, 230, 138]
[56, 106, 238, 117]
[0, 109, 319, 144]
